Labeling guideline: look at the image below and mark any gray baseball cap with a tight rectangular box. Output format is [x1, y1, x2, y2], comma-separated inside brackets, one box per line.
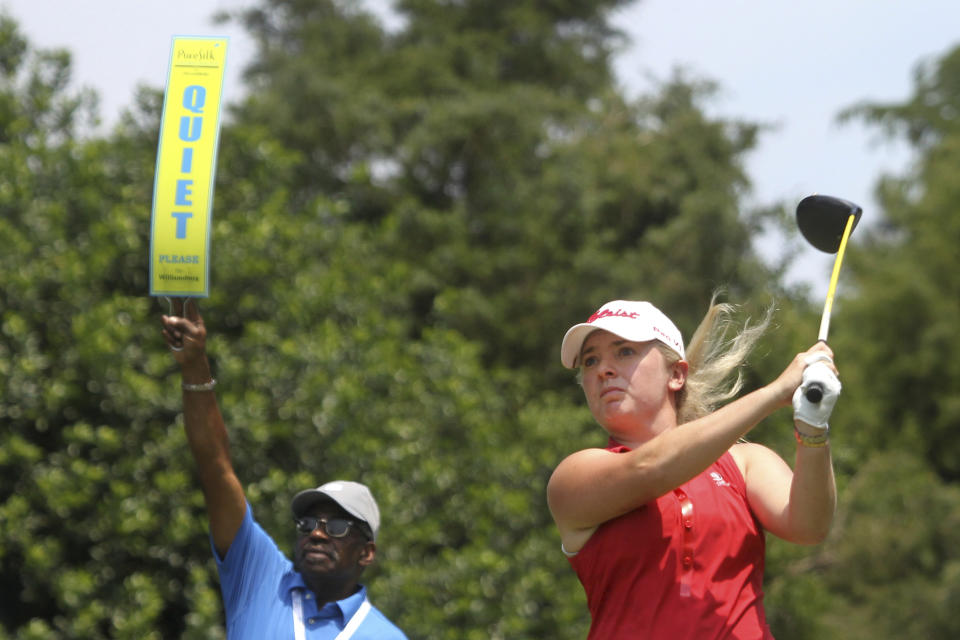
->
[291, 480, 381, 540]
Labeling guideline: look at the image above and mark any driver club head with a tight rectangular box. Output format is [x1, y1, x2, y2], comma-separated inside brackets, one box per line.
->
[796, 194, 863, 253]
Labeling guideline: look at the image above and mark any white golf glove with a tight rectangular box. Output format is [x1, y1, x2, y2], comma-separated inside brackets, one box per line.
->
[792, 353, 841, 432]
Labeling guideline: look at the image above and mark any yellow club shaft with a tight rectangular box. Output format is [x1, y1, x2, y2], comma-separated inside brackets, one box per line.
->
[817, 213, 857, 342]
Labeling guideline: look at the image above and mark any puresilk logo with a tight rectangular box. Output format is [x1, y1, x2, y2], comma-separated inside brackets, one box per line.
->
[176, 48, 217, 63]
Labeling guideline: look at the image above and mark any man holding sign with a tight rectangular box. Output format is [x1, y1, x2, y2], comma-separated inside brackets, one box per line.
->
[161, 302, 408, 639]
[153, 36, 406, 639]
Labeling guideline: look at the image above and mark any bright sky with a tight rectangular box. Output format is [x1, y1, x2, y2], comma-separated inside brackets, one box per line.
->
[3, 0, 957, 296]
[615, 1, 959, 294]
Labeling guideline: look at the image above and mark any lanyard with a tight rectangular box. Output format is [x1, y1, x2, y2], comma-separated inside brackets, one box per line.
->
[292, 589, 371, 640]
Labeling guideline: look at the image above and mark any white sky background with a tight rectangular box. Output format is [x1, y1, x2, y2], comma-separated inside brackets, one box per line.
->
[3, 0, 958, 296]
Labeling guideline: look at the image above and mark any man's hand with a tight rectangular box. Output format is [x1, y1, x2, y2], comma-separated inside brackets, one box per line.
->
[161, 299, 208, 368]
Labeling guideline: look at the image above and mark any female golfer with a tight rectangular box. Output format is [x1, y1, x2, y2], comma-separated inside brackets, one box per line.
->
[547, 299, 840, 639]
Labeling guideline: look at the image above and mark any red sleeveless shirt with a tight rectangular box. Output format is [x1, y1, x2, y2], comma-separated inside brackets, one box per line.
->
[568, 442, 774, 639]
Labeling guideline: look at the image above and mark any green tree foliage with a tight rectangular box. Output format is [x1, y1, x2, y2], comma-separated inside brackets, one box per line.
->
[836, 47, 960, 480]
[224, 0, 776, 388]
[765, 43, 960, 640]
[0, 15, 227, 638]
[0, 1, 839, 638]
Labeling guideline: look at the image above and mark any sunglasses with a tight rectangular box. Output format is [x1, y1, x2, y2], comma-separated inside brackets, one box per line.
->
[294, 515, 367, 539]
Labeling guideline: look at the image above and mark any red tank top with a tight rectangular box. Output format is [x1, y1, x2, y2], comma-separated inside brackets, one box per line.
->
[568, 443, 774, 639]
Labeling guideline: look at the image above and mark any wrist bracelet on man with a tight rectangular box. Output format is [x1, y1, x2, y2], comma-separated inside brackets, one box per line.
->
[182, 378, 217, 392]
[794, 427, 829, 448]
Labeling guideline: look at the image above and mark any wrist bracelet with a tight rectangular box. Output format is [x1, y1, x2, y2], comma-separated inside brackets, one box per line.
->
[794, 427, 829, 448]
[182, 378, 217, 392]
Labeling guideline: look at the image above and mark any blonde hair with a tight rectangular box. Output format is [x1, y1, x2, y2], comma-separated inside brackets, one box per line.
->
[658, 297, 772, 424]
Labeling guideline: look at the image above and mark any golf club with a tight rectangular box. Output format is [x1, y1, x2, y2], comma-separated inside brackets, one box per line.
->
[796, 194, 862, 402]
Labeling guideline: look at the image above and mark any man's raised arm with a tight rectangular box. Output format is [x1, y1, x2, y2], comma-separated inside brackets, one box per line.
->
[161, 301, 246, 556]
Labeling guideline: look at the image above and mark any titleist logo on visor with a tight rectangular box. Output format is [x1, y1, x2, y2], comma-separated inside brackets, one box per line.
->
[587, 307, 683, 351]
[587, 308, 637, 323]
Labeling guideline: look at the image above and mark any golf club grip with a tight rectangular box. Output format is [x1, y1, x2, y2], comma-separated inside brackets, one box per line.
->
[805, 383, 824, 403]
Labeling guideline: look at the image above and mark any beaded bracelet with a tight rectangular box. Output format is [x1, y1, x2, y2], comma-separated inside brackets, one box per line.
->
[794, 427, 830, 448]
[182, 378, 217, 392]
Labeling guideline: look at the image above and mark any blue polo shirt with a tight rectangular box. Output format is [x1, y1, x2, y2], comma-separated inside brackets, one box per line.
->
[212, 502, 408, 639]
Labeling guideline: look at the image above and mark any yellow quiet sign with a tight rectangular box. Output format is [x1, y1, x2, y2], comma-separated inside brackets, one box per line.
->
[149, 36, 228, 297]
